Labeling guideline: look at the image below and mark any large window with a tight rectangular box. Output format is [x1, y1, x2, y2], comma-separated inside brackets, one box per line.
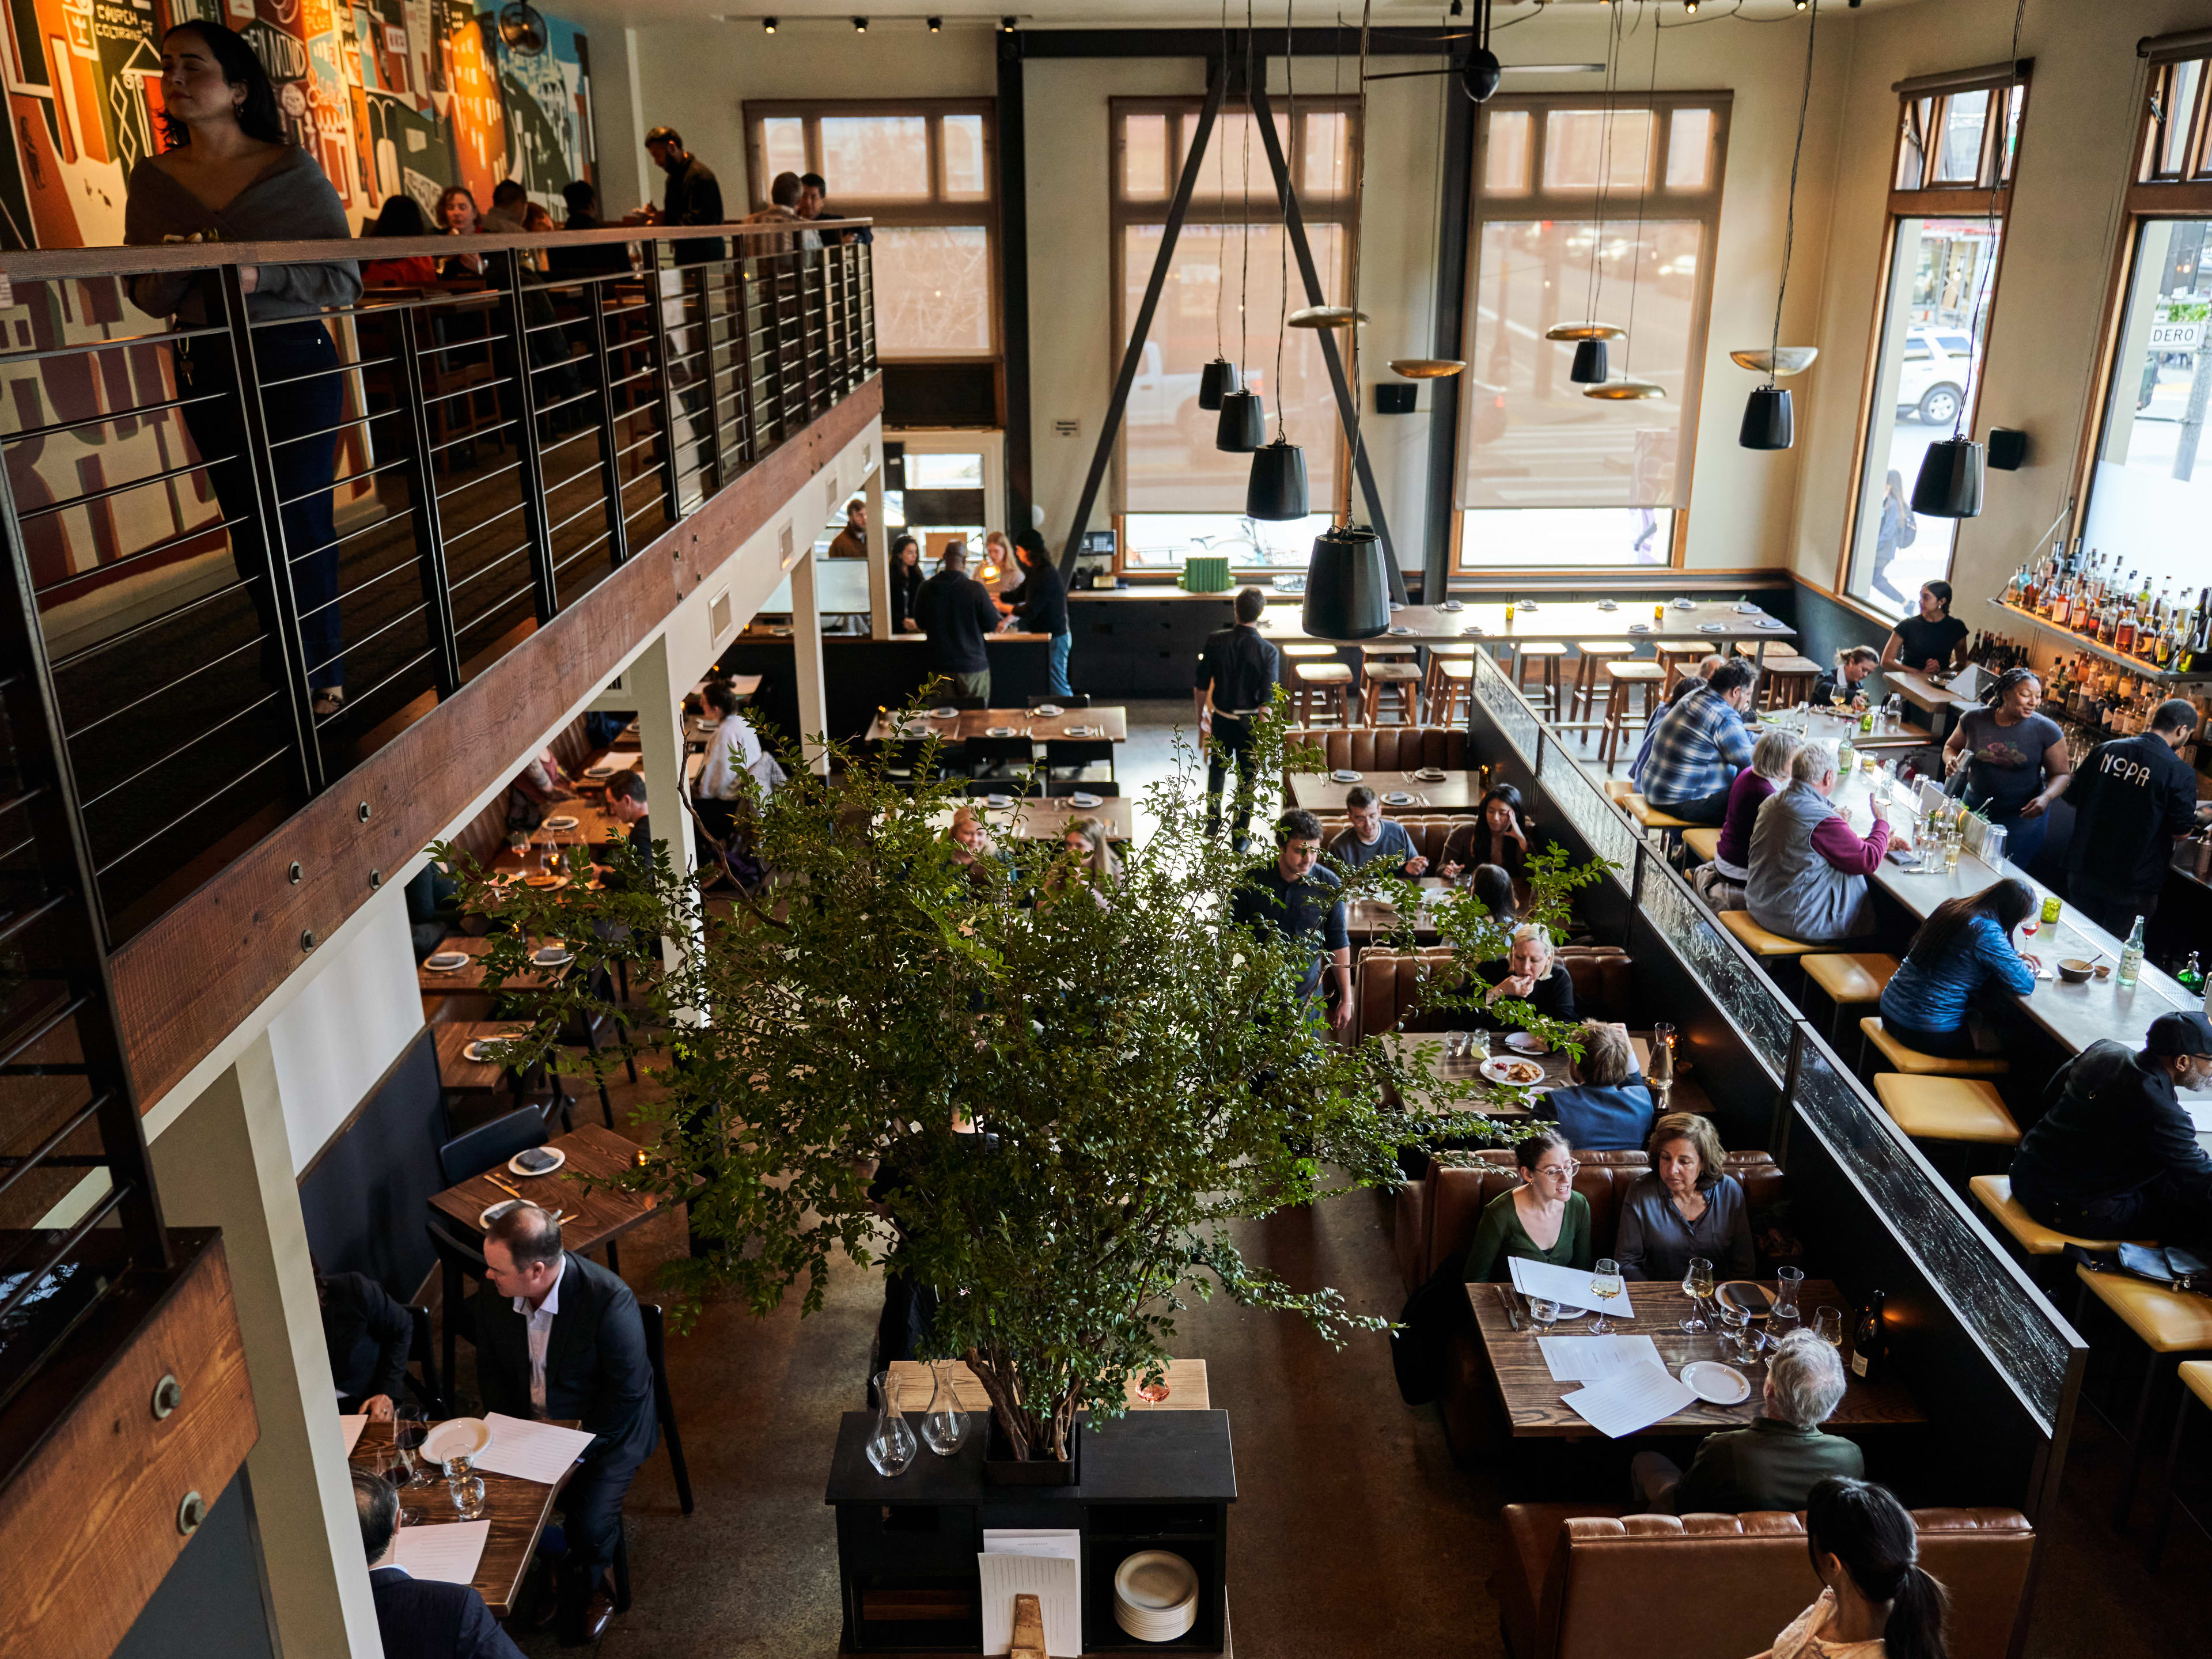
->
[1843, 69, 2027, 619]
[745, 101, 997, 360]
[1456, 94, 1730, 571]
[2077, 46, 2212, 587]
[1111, 99, 1357, 548]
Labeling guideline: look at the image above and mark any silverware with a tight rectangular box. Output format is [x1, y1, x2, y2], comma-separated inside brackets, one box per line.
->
[1499, 1284, 1523, 1332]
[484, 1173, 525, 1200]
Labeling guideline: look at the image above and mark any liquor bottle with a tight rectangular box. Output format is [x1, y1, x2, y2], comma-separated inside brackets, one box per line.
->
[2119, 915, 2146, 988]
[2116, 607, 2137, 656]
[1851, 1289, 1887, 1382]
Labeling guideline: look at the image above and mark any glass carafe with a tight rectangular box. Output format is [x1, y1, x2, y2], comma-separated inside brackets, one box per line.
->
[1772, 1265, 1805, 1337]
[866, 1369, 918, 1476]
[918, 1358, 968, 1457]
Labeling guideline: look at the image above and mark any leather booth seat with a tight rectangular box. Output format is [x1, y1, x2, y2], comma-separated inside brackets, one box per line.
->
[450, 711, 597, 868]
[1495, 1504, 2035, 1659]
[1315, 815, 1482, 869]
[1357, 946, 1633, 1044]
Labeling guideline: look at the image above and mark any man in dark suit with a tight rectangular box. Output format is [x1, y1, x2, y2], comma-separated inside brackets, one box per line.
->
[318, 1267, 412, 1418]
[478, 1204, 656, 1647]
[355, 1469, 523, 1658]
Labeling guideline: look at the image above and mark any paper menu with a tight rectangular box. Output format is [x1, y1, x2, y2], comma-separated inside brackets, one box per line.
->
[472, 1414, 594, 1483]
[339, 1414, 368, 1456]
[390, 1518, 490, 1585]
[1559, 1361, 1699, 1439]
[979, 1530, 1081, 1658]
[1508, 1255, 1636, 1319]
[1537, 1334, 1664, 1382]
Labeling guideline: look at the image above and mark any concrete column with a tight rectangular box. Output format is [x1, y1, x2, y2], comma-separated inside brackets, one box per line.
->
[149, 1034, 382, 1659]
[790, 549, 831, 776]
[866, 459, 891, 641]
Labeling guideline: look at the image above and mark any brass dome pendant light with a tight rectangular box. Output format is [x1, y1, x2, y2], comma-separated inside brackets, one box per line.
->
[1248, 0, 1309, 521]
[1304, 2, 1392, 640]
[1199, 0, 1242, 412]
[1737, 0, 1821, 449]
[1216, 6, 1267, 453]
[1548, 3, 1627, 384]
[1392, 3, 1469, 381]
[1586, 1, 1664, 402]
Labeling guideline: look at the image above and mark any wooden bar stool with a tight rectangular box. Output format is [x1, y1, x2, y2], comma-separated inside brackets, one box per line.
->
[1969, 1174, 2146, 1270]
[1734, 647, 1821, 709]
[1656, 643, 1711, 694]
[1623, 793, 1694, 839]
[1420, 644, 1475, 722]
[1281, 642, 1339, 659]
[1598, 661, 1665, 767]
[1857, 1017, 2009, 1078]
[1514, 642, 1567, 719]
[1681, 827, 1723, 864]
[1570, 642, 1637, 722]
[1870, 1074, 2021, 1146]
[1802, 953, 1900, 1046]
[1429, 657, 1475, 726]
[1293, 661, 1355, 726]
[2072, 1268, 2212, 1534]
[1718, 908, 1815, 960]
[2147, 1358, 2212, 1568]
[1363, 660, 1424, 727]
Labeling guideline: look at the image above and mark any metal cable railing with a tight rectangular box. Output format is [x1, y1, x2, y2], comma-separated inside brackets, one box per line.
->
[0, 222, 876, 948]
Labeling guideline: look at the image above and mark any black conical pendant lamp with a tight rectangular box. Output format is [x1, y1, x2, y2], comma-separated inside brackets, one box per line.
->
[1302, 525, 1391, 639]
[1464, 46, 1501, 103]
[1911, 436, 1984, 519]
[1215, 388, 1265, 452]
[1740, 385, 1793, 451]
[1247, 435, 1308, 520]
[1570, 339, 1609, 385]
[1198, 358, 1241, 410]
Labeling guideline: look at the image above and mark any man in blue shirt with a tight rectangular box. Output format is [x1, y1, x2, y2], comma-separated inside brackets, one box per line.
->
[1330, 786, 1430, 876]
[1230, 810, 1353, 1030]
[1629, 654, 1721, 788]
[1641, 658, 1759, 824]
[1543, 1021, 1656, 1151]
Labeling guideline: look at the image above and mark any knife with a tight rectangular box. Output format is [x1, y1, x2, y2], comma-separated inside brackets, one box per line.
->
[1499, 1284, 1523, 1332]
[485, 1173, 525, 1200]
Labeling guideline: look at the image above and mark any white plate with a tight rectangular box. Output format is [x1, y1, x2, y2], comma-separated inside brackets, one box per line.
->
[1331, 768, 1362, 783]
[1696, 623, 1726, 634]
[1069, 793, 1103, 808]
[1681, 1361, 1751, 1406]
[1672, 598, 1695, 609]
[1032, 704, 1064, 716]
[1479, 1056, 1548, 1087]
[1628, 622, 1652, 634]
[531, 948, 575, 968]
[930, 706, 960, 718]
[1505, 1032, 1548, 1054]
[1115, 1550, 1199, 1617]
[1388, 601, 1405, 612]
[986, 725, 1020, 737]
[1736, 603, 1763, 614]
[1518, 601, 1540, 612]
[464, 1038, 523, 1065]
[584, 764, 618, 779]
[1413, 768, 1447, 782]
[1065, 726, 1098, 736]
[1437, 599, 1464, 611]
[1758, 620, 1790, 630]
[509, 1146, 566, 1177]
[1596, 600, 1619, 611]
[985, 794, 1013, 809]
[543, 815, 579, 831]
[1389, 625, 1414, 635]
[422, 1417, 493, 1464]
[1462, 624, 1486, 635]
[1382, 791, 1415, 806]
[424, 951, 469, 972]
[478, 1198, 522, 1229]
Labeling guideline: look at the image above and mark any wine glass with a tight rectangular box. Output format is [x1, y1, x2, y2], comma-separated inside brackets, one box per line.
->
[1679, 1257, 1715, 1335]
[1813, 1305, 1846, 1348]
[1588, 1258, 1624, 1336]
[392, 1408, 433, 1489]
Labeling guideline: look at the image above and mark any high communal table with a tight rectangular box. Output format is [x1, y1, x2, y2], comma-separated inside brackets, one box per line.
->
[428, 1122, 661, 1260]
[1287, 770, 1485, 812]
[1253, 598, 1799, 665]
[1465, 1278, 1924, 1439]
[348, 1419, 574, 1619]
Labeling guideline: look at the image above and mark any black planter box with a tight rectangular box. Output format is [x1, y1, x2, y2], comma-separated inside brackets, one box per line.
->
[825, 1408, 1236, 1653]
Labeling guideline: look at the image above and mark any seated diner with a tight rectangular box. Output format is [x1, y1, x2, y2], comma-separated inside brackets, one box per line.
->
[1641, 658, 1760, 824]
[1697, 726, 1801, 909]
[1876, 878, 2037, 1060]
[1541, 1021, 1655, 1152]
[1630, 1329, 1863, 1514]
[1463, 1130, 1593, 1282]
[1472, 922, 1576, 1031]
[1810, 644, 1882, 712]
[1331, 785, 1430, 876]
[1438, 784, 1529, 881]
[1747, 740, 1893, 944]
[1612, 1111, 1755, 1283]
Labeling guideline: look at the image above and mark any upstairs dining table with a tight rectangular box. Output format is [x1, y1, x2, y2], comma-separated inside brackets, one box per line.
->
[864, 706, 1130, 744]
[1288, 771, 1485, 812]
[925, 796, 1137, 842]
[349, 1419, 571, 1620]
[1253, 599, 1800, 665]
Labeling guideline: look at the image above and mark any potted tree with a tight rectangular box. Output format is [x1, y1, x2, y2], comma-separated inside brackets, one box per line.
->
[440, 699, 1596, 1473]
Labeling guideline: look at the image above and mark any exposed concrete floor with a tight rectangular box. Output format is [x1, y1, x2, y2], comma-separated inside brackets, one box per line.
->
[492, 699, 2211, 1657]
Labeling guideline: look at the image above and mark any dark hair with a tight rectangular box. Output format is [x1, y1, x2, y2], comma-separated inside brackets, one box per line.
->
[645, 125, 684, 149]
[562, 179, 599, 213]
[491, 179, 528, 208]
[1709, 658, 1758, 697]
[1981, 665, 2039, 709]
[1922, 579, 1953, 615]
[436, 184, 479, 228]
[1344, 785, 1378, 810]
[892, 532, 919, 563]
[705, 680, 743, 717]
[1479, 783, 1525, 831]
[2153, 696, 2199, 734]
[371, 194, 429, 238]
[1471, 863, 1517, 922]
[605, 768, 646, 805]
[486, 1201, 563, 1269]
[940, 543, 968, 571]
[770, 171, 803, 208]
[353, 1469, 399, 1564]
[1234, 586, 1267, 624]
[801, 171, 827, 191]
[1905, 877, 2035, 969]
[1514, 1127, 1570, 1175]
[1806, 1478, 1948, 1659]
[1836, 644, 1881, 671]
[160, 23, 285, 147]
[1277, 809, 1324, 845]
[1014, 528, 1050, 563]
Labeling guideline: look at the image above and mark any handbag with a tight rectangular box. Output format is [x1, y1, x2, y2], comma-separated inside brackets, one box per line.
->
[2065, 1241, 2210, 1296]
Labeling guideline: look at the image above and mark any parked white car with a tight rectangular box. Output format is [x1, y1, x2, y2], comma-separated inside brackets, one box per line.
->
[1895, 326, 1978, 427]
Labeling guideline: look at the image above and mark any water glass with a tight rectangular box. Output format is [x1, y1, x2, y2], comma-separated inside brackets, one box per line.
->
[1813, 1305, 1846, 1347]
[1588, 1259, 1624, 1336]
[443, 1455, 487, 1520]
[1718, 1298, 1757, 1364]
[1528, 1297, 1562, 1334]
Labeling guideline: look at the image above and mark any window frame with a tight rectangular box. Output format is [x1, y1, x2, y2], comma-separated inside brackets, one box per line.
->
[742, 98, 1000, 363]
[1107, 94, 1361, 569]
[1834, 64, 2030, 610]
[1451, 89, 1733, 576]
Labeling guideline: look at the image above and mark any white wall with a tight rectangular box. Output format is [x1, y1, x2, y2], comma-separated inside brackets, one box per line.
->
[264, 899, 423, 1176]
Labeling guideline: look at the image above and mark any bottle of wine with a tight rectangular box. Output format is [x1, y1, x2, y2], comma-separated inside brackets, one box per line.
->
[1851, 1289, 1887, 1382]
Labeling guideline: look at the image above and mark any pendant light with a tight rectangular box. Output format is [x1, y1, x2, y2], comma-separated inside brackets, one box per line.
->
[1199, 1, 1240, 413]
[1586, 1, 1664, 402]
[1217, 8, 1266, 454]
[1548, 6, 1626, 383]
[1911, 1, 2022, 518]
[1288, 304, 1369, 329]
[1392, 9, 1467, 382]
[1247, 0, 1309, 521]
[1198, 358, 1240, 410]
[1736, 1, 1820, 449]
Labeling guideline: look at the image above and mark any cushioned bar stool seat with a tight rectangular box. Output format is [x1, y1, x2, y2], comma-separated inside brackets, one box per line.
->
[1624, 793, 1694, 835]
[1599, 662, 1666, 767]
[1804, 953, 1899, 1007]
[1281, 642, 1339, 658]
[1363, 660, 1424, 727]
[1969, 1174, 2143, 1256]
[1859, 1016, 2009, 1077]
[1293, 661, 1355, 727]
[2147, 1360, 2212, 1568]
[1570, 641, 1638, 722]
[1429, 656, 1475, 726]
[1872, 1074, 2022, 1145]
[1515, 641, 1568, 720]
[1719, 908, 1815, 957]
[1681, 826, 1722, 863]
[2077, 1269, 2212, 1536]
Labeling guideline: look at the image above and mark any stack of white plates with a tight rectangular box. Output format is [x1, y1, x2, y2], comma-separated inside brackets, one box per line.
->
[1113, 1551, 1198, 1643]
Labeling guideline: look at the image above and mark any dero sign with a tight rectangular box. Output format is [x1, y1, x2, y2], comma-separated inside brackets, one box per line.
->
[2148, 319, 2206, 351]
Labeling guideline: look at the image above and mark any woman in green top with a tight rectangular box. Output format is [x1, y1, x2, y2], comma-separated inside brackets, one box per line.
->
[1464, 1129, 1593, 1281]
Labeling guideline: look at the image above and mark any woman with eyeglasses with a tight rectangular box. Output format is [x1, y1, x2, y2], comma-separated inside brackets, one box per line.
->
[1463, 1129, 1592, 1283]
[1612, 1112, 1754, 1283]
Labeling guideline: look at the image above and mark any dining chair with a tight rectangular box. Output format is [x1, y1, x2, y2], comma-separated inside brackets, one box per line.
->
[437, 1104, 550, 1188]
[425, 1215, 488, 1393]
[404, 1304, 446, 1418]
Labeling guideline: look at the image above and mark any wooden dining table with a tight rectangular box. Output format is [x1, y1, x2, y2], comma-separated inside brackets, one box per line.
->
[885, 1357, 1210, 1415]
[1289, 771, 1484, 812]
[431, 1022, 542, 1094]
[928, 796, 1138, 842]
[1382, 1031, 1656, 1116]
[349, 1419, 573, 1619]
[428, 1122, 660, 1260]
[417, 934, 577, 995]
[1465, 1278, 1925, 1438]
[1254, 598, 1800, 664]
[864, 705, 1130, 744]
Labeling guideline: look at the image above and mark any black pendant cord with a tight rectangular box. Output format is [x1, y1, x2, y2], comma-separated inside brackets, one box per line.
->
[1584, 2, 1624, 329]
[1346, 0, 1373, 522]
[1767, 0, 1819, 393]
[1619, 1, 1661, 384]
[1216, 0, 1230, 366]
[1240, 0, 1255, 381]
[1959, 0, 2028, 440]
[1274, 0, 1294, 442]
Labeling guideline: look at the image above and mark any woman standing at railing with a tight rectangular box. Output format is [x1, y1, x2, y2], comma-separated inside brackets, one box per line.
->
[125, 21, 361, 719]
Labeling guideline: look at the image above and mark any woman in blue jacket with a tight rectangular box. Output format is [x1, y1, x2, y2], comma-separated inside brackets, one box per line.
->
[1877, 877, 2037, 1059]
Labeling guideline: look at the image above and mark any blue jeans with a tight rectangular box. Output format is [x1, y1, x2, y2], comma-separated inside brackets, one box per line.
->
[1048, 630, 1072, 698]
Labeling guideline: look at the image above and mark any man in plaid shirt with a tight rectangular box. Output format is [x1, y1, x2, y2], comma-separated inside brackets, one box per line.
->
[1640, 658, 1759, 824]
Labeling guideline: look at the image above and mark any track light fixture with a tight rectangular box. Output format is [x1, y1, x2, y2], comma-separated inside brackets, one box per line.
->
[762, 15, 776, 31]
[927, 16, 941, 30]
[853, 17, 867, 32]
[1001, 14, 1016, 30]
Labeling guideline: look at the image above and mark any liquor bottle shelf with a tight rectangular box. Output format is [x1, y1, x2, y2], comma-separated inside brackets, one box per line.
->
[1986, 599, 2212, 684]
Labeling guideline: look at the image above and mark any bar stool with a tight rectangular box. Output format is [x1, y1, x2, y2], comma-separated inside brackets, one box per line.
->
[1656, 643, 1711, 694]
[1801, 953, 1900, 1046]
[1363, 660, 1424, 726]
[1429, 657, 1475, 726]
[1281, 642, 1339, 659]
[2147, 1358, 2212, 1567]
[1718, 908, 1815, 960]
[1421, 644, 1475, 722]
[1598, 661, 1665, 767]
[1968, 1174, 2147, 1285]
[1293, 660, 1355, 727]
[1857, 1017, 2009, 1078]
[1514, 642, 1567, 719]
[1570, 642, 1637, 722]
[1681, 827, 1723, 864]
[1623, 793, 1695, 840]
[1736, 647, 1821, 709]
[1870, 1074, 2021, 1146]
[2071, 1268, 2212, 1534]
